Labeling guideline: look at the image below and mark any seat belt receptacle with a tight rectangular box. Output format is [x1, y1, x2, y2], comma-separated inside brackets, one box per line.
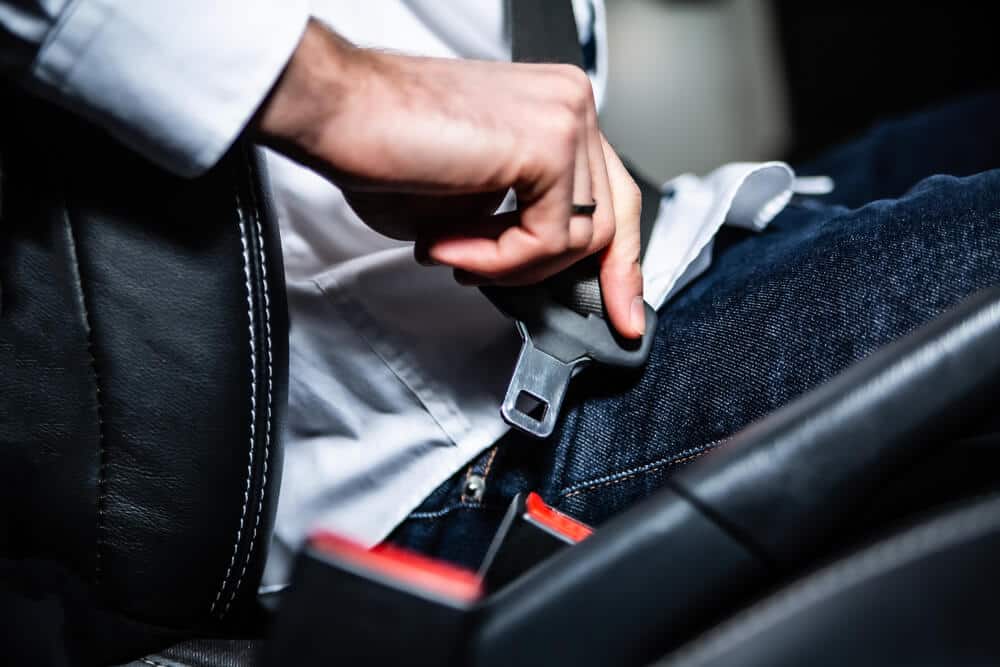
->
[264, 533, 483, 666]
[478, 492, 593, 593]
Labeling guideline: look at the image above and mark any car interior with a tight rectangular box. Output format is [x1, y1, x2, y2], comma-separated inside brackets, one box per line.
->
[2, 2, 998, 665]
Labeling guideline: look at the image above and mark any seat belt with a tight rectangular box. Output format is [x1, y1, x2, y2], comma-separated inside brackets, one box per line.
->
[481, 0, 658, 439]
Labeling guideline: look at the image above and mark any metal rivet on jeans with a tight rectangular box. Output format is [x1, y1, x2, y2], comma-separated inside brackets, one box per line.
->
[464, 474, 486, 502]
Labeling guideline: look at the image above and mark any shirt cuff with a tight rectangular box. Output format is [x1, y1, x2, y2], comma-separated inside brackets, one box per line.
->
[30, 0, 310, 177]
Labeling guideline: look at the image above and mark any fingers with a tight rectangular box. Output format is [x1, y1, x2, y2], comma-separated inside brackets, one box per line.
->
[422, 210, 594, 285]
[580, 85, 616, 257]
[424, 65, 619, 286]
[568, 134, 595, 251]
[597, 133, 645, 338]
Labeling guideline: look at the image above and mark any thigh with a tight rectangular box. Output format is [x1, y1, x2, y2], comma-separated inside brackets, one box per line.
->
[797, 91, 1000, 208]
[389, 168, 1000, 569]
[543, 168, 1000, 522]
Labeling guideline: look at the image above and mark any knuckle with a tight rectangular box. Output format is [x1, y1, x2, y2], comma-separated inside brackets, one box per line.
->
[593, 213, 615, 249]
[561, 63, 592, 90]
[520, 138, 568, 182]
[567, 219, 594, 251]
[549, 108, 580, 144]
[540, 228, 570, 256]
[550, 66, 592, 115]
[566, 85, 592, 117]
[569, 69, 595, 110]
[517, 143, 548, 179]
[565, 87, 589, 116]
[533, 117, 577, 172]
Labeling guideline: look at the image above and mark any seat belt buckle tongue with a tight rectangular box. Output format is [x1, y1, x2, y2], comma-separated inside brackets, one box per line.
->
[498, 0, 661, 440]
[483, 275, 657, 438]
[478, 492, 593, 593]
[264, 534, 483, 666]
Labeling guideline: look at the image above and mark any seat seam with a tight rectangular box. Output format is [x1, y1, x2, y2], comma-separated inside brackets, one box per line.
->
[64, 206, 109, 585]
[210, 186, 257, 617]
[557, 439, 728, 500]
[224, 154, 274, 616]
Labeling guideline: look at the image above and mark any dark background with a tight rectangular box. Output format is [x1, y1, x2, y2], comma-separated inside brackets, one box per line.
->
[773, 2, 1000, 160]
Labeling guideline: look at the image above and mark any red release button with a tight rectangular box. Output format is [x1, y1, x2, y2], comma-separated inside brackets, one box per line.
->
[524, 492, 594, 543]
[310, 532, 483, 603]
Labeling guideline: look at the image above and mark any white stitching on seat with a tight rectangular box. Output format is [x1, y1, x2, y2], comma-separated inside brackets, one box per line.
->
[210, 191, 257, 616]
[224, 158, 273, 615]
[64, 214, 110, 583]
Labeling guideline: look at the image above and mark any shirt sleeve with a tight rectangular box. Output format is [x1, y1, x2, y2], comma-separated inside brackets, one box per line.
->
[6, 0, 309, 177]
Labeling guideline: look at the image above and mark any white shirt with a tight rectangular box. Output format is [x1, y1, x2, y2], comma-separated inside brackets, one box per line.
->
[1, 0, 816, 587]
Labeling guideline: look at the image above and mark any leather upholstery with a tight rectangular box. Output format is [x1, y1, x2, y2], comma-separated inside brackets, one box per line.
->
[0, 90, 287, 654]
[662, 492, 1000, 666]
[471, 287, 1000, 666]
[671, 286, 1000, 568]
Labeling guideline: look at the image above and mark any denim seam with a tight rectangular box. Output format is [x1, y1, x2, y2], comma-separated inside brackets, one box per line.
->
[461, 445, 499, 502]
[481, 446, 500, 478]
[408, 502, 491, 521]
[460, 462, 475, 500]
[557, 439, 728, 499]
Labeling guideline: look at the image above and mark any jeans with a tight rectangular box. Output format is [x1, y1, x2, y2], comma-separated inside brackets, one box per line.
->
[387, 92, 1000, 570]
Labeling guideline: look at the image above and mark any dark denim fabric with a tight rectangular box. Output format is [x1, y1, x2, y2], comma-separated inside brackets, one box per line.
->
[387, 93, 1000, 570]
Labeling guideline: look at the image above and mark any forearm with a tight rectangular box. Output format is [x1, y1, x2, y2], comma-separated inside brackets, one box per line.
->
[254, 19, 358, 182]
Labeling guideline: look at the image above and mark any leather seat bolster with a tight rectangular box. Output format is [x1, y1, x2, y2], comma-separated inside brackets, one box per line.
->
[673, 287, 1000, 566]
[472, 490, 766, 667]
[0, 92, 287, 632]
[660, 492, 1000, 667]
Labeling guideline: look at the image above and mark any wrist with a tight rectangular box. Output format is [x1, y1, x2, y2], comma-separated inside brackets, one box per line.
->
[253, 19, 358, 160]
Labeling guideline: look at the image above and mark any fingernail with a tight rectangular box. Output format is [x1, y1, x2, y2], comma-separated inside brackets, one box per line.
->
[630, 296, 646, 336]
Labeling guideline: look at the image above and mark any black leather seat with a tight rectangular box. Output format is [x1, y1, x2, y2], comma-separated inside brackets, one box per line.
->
[0, 92, 288, 666]
[659, 491, 1000, 666]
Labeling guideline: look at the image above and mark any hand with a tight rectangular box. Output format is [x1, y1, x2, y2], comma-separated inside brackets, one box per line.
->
[255, 20, 644, 337]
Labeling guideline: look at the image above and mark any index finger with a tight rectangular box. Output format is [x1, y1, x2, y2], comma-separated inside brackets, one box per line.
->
[597, 134, 645, 338]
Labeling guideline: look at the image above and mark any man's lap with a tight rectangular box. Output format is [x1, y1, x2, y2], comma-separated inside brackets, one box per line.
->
[388, 94, 1000, 569]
